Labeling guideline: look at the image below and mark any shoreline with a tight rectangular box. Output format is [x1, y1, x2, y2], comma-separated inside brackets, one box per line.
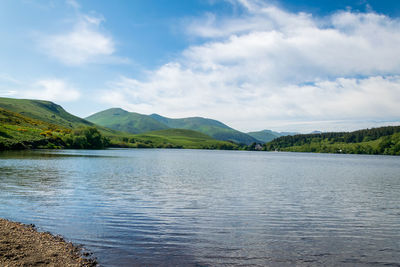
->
[0, 218, 97, 266]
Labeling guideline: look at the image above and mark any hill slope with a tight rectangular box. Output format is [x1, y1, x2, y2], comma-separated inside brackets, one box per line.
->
[0, 97, 124, 137]
[133, 129, 238, 149]
[0, 97, 92, 129]
[86, 108, 169, 134]
[150, 114, 259, 145]
[247, 130, 282, 143]
[0, 98, 242, 150]
[86, 108, 259, 145]
[0, 107, 68, 150]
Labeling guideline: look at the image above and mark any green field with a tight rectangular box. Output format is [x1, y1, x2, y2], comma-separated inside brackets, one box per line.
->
[149, 114, 259, 145]
[115, 129, 239, 149]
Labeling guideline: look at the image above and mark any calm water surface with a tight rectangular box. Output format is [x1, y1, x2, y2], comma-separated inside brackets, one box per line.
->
[0, 149, 399, 266]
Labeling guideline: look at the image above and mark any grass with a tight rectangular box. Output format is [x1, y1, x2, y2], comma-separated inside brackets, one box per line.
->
[0, 107, 68, 149]
[118, 129, 239, 149]
[0, 97, 92, 129]
[150, 114, 259, 145]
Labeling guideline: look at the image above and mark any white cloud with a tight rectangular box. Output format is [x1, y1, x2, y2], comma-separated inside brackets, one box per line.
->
[39, 12, 115, 65]
[24, 79, 81, 102]
[101, 0, 400, 132]
[0, 77, 80, 102]
[0, 90, 17, 96]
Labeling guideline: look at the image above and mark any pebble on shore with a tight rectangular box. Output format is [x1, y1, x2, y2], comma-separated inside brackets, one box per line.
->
[0, 218, 97, 266]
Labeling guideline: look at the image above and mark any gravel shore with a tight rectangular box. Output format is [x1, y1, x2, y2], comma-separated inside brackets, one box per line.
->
[0, 218, 97, 266]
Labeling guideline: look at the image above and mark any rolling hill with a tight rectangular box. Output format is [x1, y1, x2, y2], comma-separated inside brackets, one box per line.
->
[0, 97, 244, 150]
[86, 108, 260, 145]
[0, 97, 123, 137]
[150, 114, 260, 145]
[86, 108, 169, 134]
[0, 97, 92, 129]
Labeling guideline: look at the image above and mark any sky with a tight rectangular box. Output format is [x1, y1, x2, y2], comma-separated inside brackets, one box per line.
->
[0, 0, 400, 133]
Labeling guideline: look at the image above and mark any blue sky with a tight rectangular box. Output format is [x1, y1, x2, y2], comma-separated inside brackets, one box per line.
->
[0, 0, 399, 132]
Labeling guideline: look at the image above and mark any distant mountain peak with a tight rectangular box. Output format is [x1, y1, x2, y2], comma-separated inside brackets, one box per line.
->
[89, 108, 259, 144]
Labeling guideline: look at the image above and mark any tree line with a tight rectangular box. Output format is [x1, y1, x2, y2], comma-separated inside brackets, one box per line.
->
[264, 126, 400, 155]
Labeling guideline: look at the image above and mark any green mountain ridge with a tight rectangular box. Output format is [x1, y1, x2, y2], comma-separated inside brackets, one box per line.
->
[3, 97, 398, 155]
[86, 108, 169, 134]
[0, 97, 130, 139]
[0, 97, 92, 129]
[0, 97, 243, 150]
[150, 114, 259, 145]
[86, 108, 260, 145]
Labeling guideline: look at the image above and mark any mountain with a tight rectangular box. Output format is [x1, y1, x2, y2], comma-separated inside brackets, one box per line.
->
[86, 108, 259, 145]
[0, 97, 129, 149]
[247, 130, 282, 143]
[0, 98, 246, 150]
[85, 108, 169, 134]
[0, 97, 125, 138]
[149, 114, 260, 145]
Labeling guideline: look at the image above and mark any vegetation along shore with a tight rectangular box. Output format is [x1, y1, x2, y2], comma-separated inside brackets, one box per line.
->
[0, 97, 399, 155]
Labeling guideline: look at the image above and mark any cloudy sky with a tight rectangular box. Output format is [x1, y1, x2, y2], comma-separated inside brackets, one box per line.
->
[1, 0, 399, 132]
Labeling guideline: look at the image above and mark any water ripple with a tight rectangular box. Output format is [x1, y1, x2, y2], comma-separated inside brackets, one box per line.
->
[0, 150, 399, 266]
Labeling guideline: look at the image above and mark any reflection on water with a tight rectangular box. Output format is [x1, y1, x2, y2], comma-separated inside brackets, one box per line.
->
[0, 149, 400, 266]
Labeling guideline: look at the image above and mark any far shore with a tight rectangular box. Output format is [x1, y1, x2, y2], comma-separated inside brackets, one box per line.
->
[0, 218, 97, 266]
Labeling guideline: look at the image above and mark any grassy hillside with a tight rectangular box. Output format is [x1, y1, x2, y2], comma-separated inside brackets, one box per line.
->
[0, 97, 127, 139]
[0, 107, 68, 150]
[86, 108, 259, 145]
[150, 114, 259, 145]
[0, 97, 93, 129]
[0, 98, 243, 150]
[131, 129, 239, 149]
[264, 126, 400, 155]
[0, 106, 237, 150]
[247, 130, 282, 143]
[86, 108, 169, 134]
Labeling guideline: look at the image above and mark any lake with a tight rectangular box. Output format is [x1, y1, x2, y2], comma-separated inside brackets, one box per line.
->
[0, 149, 399, 266]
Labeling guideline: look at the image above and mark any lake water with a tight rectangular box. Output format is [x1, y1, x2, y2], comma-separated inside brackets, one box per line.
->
[0, 149, 399, 266]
